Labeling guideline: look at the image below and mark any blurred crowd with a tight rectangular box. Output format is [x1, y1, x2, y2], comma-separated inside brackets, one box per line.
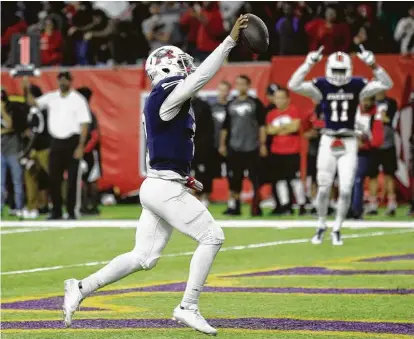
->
[3, 71, 413, 220]
[2, 1, 414, 67]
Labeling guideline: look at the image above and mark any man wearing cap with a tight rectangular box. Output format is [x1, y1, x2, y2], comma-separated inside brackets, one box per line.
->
[25, 71, 91, 220]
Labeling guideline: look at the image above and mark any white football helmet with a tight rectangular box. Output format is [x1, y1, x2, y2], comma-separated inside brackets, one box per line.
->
[145, 46, 196, 86]
[325, 52, 352, 86]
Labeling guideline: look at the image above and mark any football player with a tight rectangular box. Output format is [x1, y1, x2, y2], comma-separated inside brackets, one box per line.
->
[288, 45, 393, 245]
[62, 15, 249, 335]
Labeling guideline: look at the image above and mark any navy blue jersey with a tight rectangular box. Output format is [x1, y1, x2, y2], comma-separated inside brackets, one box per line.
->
[313, 77, 368, 131]
[143, 76, 195, 176]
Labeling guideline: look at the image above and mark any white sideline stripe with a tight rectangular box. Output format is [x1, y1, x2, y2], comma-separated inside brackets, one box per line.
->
[2, 229, 413, 276]
[1, 219, 413, 228]
[0, 227, 57, 235]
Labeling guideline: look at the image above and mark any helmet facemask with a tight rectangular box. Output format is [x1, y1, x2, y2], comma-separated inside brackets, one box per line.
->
[326, 52, 352, 87]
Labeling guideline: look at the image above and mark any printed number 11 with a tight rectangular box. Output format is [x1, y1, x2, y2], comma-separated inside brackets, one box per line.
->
[331, 100, 349, 122]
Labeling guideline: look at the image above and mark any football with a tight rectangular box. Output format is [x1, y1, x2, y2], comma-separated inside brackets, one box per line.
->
[240, 14, 269, 54]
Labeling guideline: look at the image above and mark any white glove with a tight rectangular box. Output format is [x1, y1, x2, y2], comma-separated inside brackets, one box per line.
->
[305, 46, 324, 65]
[357, 45, 375, 66]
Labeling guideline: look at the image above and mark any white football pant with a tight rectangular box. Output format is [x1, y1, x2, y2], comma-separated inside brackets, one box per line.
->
[316, 134, 358, 231]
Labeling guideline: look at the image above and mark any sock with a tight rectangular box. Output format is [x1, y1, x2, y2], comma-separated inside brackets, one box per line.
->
[290, 179, 306, 206]
[333, 191, 351, 232]
[276, 181, 289, 206]
[368, 196, 378, 210]
[79, 251, 142, 297]
[181, 243, 221, 308]
[387, 194, 397, 210]
[227, 198, 235, 209]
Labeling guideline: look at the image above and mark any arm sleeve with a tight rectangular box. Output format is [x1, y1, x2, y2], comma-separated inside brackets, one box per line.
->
[159, 36, 237, 121]
[36, 93, 51, 110]
[287, 63, 323, 102]
[359, 67, 393, 99]
[77, 96, 92, 124]
[393, 18, 405, 41]
[255, 99, 266, 126]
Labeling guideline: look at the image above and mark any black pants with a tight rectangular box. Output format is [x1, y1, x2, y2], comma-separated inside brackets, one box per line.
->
[227, 149, 260, 193]
[49, 135, 81, 218]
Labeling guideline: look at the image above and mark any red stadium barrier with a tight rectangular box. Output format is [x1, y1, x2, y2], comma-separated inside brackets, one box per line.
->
[1, 55, 412, 201]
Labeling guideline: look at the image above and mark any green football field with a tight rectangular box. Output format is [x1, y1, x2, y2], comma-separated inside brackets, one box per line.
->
[1, 204, 414, 338]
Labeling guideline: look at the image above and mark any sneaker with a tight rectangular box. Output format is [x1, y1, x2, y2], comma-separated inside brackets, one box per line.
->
[23, 209, 39, 219]
[311, 228, 326, 245]
[172, 304, 217, 336]
[62, 279, 84, 327]
[223, 208, 241, 216]
[366, 209, 378, 216]
[331, 231, 343, 246]
[385, 208, 396, 217]
[38, 206, 50, 214]
[298, 205, 307, 216]
[47, 214, 62, 220]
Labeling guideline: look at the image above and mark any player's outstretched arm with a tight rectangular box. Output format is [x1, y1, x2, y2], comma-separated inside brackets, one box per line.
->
[357, 45, 393, 99]
[287, 46, 323, 102]
[160, 16, 248, 121]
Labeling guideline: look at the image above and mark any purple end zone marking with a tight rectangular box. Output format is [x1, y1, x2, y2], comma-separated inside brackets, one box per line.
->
[1, 297, 101, 311]
[2, 318, 414, 335]
[227, 267, 414, 277]
[359, 254, 414, 262]
[3, 284, 412, 311]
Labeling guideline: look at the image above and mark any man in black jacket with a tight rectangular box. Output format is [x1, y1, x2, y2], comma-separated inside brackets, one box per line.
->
[191, 96, 215, 206]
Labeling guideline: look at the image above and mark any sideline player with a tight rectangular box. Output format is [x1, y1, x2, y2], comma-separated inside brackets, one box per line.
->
[62, 16, 249, 335]
[288, 45, 393, 245]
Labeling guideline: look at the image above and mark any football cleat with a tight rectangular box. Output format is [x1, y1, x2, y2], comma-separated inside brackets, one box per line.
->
[63, 279, 83, 327]
[331, 231, 344, 246]
[173, 304, 217, 336]
[311, 228, 326, 245]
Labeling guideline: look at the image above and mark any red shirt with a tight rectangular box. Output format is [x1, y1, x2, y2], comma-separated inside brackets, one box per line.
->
[196, 4, 224, 52]
[180, 9, 200, 44]
[40, 30, 63, 65]
[358, 105, 384, 151]
[266, 105, 301, 155]
[305, 19, 351, 54]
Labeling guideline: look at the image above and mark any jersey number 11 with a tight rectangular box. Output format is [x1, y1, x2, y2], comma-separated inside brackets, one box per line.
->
[330, 100, 349, 122]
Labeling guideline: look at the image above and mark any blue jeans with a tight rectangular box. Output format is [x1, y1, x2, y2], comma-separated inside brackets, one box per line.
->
[1, 154, 24, 210]
[351, 154, 370, 216]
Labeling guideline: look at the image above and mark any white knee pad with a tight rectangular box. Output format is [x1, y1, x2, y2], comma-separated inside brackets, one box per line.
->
[140, 253, 161, 271]
[317, 170, 334, 189]
[197, 221, 225, 246]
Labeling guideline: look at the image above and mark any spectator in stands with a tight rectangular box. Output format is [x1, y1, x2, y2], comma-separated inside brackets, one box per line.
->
[211, 81, 231, 179]
[266, 88, 306, 215]
[367, 91, 399, 216]
[1, 88, 26, 217]
[180, 4, 201, 55]
[305, 6, 351, 54]
[219, 75, 267, 216]
[1, 12, 28, 65]
[21, 85, 51, 219]
[275, 3, 307, 55]
[142, 3, 176, 52]
[63, 2, 93, 65]
[83, 9, 115, 65]
[192, 96, 215, 207]
[40, 17, 63, 66]
[194, 2, 225, 61]
[350, 97, 384, 219]
[77, 87, 102, 216]
[394, 5, 414, 55]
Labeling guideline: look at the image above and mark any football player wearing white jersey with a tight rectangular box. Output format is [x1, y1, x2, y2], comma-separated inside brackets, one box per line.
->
[288, 46, 393, 245]
[62, 16, 248, 336]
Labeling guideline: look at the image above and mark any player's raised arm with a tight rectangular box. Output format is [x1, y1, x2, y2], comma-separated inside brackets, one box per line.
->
[159, 15, 248, 121]
[357, 45, 393, 99]
[287, 46, 324, 102]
